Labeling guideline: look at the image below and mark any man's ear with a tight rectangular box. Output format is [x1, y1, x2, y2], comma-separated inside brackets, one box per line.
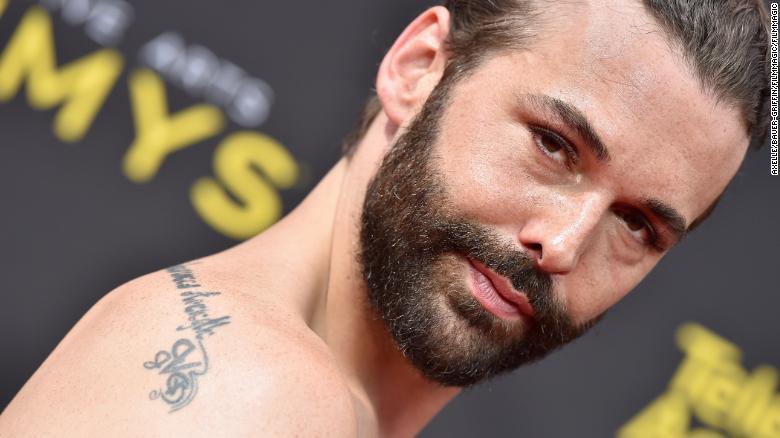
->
[376, 6, 450, 128]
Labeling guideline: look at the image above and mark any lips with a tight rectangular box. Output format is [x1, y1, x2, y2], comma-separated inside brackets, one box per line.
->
[466, 257, 536, 321]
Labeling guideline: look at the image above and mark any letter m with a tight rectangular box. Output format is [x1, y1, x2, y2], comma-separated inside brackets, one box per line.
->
[0, 6, 123, 142]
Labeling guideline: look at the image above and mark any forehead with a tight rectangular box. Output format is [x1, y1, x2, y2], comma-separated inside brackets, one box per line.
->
[471, 0, 749, 221]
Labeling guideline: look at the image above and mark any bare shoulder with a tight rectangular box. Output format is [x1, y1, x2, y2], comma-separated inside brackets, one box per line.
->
[0, 260, 358, 437]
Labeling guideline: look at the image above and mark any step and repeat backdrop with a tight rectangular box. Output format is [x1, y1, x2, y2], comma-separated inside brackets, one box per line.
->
[0, 0, 778, 436]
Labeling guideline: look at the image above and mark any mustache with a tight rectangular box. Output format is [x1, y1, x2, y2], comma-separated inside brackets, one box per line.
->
[434, 219, 563, 323]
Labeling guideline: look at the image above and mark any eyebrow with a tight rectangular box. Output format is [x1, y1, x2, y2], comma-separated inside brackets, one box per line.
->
[518, 93, 690, 245]
[520, 93, 611, 163]
[642, 198, 688, 244]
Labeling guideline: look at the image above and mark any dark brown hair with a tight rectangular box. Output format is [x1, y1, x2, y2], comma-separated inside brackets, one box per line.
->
[342, 0, 771, 156]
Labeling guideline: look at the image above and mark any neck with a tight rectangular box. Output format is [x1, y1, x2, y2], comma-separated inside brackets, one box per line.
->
[242, 127, 459, 436]
[326, 156, 460, 437]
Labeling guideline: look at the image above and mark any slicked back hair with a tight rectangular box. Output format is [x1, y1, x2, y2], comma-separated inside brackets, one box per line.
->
[341, 0, 770, 157]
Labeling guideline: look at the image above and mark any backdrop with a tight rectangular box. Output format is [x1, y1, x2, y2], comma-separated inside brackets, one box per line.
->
[1, 0, 778, 436]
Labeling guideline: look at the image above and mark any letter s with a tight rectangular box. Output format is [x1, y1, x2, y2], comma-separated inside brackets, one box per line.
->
[191, 131, 298, 240]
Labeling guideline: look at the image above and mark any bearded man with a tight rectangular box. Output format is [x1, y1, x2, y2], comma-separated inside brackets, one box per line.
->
[0, 0, 770, 436]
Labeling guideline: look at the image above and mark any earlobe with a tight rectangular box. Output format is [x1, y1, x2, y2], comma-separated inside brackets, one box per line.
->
[376, 6, 451, 128]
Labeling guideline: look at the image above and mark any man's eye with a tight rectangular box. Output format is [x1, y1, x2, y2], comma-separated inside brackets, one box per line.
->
[615, 209, 657, 248]
[531, 127, 577, 166]
[538, 133, 563, 154]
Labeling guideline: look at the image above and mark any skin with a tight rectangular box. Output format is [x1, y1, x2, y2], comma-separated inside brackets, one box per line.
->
[0, 1, 750, 437]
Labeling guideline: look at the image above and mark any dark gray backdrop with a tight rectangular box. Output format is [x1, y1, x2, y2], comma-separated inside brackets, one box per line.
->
[1, 0, 777, 436]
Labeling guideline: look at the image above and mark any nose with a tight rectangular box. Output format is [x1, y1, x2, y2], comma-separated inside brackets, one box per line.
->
[517, 192, 606, 274]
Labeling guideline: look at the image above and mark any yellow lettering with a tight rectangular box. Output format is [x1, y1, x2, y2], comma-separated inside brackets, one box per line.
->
[0, 0, 7, 18]
[726, 366, 778, 436]
[756, 396, 780, 438]
[123, 68, 224, 183]
[687, 429, 725, 438]
[622, 324, 780, 437]
[670, 323, 745, 428]
[191, 131, 298, 240]
[0, 6, 123, 142]
[618, 391, 690, 438]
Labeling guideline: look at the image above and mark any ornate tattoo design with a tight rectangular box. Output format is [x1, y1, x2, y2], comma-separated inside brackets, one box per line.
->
[143, 263, 231, 413]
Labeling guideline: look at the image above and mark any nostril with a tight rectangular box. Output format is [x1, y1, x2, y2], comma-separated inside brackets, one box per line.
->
[526, 242, 543, 259]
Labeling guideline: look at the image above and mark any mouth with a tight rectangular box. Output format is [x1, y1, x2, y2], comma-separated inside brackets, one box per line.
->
[465, 257, 536, 323]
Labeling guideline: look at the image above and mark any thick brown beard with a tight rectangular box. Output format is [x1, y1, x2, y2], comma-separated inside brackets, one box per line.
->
[358, 76, 600, 387]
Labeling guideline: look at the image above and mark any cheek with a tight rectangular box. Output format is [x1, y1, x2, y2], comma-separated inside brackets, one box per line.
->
[434, 120, 546, 226]
[563, 246, 660, 324]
